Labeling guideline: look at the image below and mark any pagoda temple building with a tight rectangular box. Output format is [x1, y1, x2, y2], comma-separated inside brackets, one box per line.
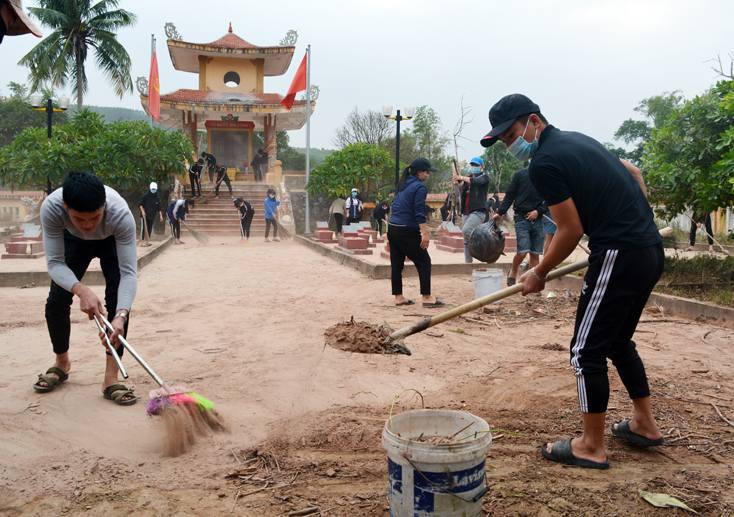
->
[137, 23, 315, 182]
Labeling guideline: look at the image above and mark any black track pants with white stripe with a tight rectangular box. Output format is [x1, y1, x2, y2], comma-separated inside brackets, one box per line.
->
[570, 242, 664, 413]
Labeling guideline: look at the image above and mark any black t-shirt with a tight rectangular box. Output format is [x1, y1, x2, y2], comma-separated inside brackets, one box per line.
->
[203, 153, 216, 169]
[373, 203, 390, 221]
[238, 201, 254, 219]
[496, 168, 547, 218]
[189, 164, 202, 176]
[529, 125, 662, 252]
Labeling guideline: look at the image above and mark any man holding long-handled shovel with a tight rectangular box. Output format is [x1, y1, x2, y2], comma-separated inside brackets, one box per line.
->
[481, 94, 665, 470]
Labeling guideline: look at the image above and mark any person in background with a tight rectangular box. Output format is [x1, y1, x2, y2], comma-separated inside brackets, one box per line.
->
[213, 163, 233, 200]
[544, 212, 557, 256]
[167, 198, 194, 245]
[251, 149, 268, 182]
[388, 157, 444, 308]
[440, 192, 454, 223]
[492, 167, 548, 286]
[234, 197, 254, 244]
[329, 196, 346, 235]
[491, 192, 500, 213]
[188, 159, 203, 198]
[687, 211, 714, 253]
[138, 182, 163, 247]
[0, 0, 42, 44]
[345, 188, 363, 224]
[486, 194, 496, 213]
[454, 156, 490, 264]
[201, 151, 217, 183]
[264, 188, 280, 242]
[372, 200, 390, 235]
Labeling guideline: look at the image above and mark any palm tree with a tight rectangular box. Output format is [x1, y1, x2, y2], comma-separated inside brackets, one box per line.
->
[19, 0, 137, 110]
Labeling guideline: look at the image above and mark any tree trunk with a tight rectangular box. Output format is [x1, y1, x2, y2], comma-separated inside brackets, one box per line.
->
[76, 48, 83, 110]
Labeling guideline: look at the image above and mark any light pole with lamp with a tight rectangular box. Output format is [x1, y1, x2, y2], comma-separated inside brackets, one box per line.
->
[29, 92, 71, 194]
[382, 103, 415, 188]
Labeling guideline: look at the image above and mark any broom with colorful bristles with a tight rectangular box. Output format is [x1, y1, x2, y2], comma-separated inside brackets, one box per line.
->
[97, 315, 225, 456]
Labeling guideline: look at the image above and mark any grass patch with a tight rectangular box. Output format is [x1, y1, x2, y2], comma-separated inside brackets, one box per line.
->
[655, 254, 734, 307]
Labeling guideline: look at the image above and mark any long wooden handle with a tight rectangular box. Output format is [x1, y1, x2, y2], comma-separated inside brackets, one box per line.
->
[389, 227, 674, 342]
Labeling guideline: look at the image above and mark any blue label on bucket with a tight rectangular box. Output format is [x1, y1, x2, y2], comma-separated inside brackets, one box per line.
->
[388, 457, 403, 495]
[413, 460, 486, 513]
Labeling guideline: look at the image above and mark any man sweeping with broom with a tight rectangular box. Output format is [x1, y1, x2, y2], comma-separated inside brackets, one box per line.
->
[34, 171, 138, 406]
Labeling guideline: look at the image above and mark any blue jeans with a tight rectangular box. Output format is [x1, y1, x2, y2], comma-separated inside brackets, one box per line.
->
[461, 211, 488, 263]
[544, 213, 557, 234]
[514, 215, 544, 255]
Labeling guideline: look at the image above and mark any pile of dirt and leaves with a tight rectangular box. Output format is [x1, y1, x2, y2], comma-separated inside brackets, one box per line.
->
[324, 317, 403, 354]
[656, 254, 734, 307]
[217, 370, 734, 516]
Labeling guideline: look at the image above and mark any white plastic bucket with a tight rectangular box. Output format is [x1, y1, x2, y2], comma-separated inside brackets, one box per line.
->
[473, 268, 503, 304]
[382, 409, 492, 517]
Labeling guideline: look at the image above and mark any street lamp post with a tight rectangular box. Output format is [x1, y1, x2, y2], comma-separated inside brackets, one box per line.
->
[29, 92, 70, 194]
[383, 103, 415, 188]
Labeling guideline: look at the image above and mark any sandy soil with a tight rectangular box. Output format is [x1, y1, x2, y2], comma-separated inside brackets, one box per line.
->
[1, 238, 733, 516]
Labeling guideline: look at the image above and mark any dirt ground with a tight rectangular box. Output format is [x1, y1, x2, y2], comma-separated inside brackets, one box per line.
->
[1, 239, 733, 516]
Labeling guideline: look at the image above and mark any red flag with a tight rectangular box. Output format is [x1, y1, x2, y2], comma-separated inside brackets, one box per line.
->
[281, 53, 307, 110]
[149, 49, 160, 121]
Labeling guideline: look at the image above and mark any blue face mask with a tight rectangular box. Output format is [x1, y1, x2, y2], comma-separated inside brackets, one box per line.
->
[469, 166, 481, 175]
[352, 192, 357, 197]
[269, 194, 275, 199]
[151, 189, 157, 194]
[507, 118, 539, 161]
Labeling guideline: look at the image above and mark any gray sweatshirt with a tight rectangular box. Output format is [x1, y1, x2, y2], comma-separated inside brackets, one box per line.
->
[41, 186, 138, 311]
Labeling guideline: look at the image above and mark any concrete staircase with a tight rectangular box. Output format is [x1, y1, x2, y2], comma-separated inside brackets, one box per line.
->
[184, 183, 271, 237]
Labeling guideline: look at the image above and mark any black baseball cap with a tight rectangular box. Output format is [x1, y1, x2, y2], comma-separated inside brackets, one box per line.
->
[481, 94, 541, 148]
[410, 157, 438, 172]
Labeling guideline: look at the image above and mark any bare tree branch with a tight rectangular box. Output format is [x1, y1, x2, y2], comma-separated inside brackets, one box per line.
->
[332, 107, 393, 149]
[707, 53, 734, 80]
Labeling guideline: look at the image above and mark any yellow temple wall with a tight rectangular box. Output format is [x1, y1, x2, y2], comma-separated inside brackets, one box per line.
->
[202, 57, 260, 93]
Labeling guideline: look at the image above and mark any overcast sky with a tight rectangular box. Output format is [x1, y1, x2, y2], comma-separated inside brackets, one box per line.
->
[2, 0, 732, 164]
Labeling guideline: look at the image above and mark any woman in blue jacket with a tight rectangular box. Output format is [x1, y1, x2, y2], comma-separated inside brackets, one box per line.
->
[264, 188, 280, 242]
[388, 158, 444, 307]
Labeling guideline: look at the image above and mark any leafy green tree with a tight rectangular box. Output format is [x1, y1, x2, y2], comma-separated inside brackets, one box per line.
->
[0, 109, 193, 192]
[609, 91, 684, 165]
[19, 0, 137, 110]
[481, 144, 525, 193]
[307, 143, 394, 201]
[0, 82, 69, 148]
[644, 80, 734, 217]
[252, 130, 306, 170]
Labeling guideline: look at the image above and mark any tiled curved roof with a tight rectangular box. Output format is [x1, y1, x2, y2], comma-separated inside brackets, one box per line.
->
[159, 89, 305, 106]
[206, 33, 258, 49]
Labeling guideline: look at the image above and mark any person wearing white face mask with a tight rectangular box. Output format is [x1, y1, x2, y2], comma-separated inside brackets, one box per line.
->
[138, 182, 163, 247]
[452, 157, 490, 263]
[345, 188, 363, 225]
[481, 94, 664, 470]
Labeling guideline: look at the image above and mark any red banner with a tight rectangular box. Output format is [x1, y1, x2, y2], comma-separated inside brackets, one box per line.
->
[149, 50, 160, 121]
[281, 53, 307, 110]
[205, 120, 255, 129]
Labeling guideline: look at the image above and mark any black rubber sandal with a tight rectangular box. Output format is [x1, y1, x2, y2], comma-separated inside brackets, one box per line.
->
[611, 420, 664, 446]
[541, 439, 610, 469]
